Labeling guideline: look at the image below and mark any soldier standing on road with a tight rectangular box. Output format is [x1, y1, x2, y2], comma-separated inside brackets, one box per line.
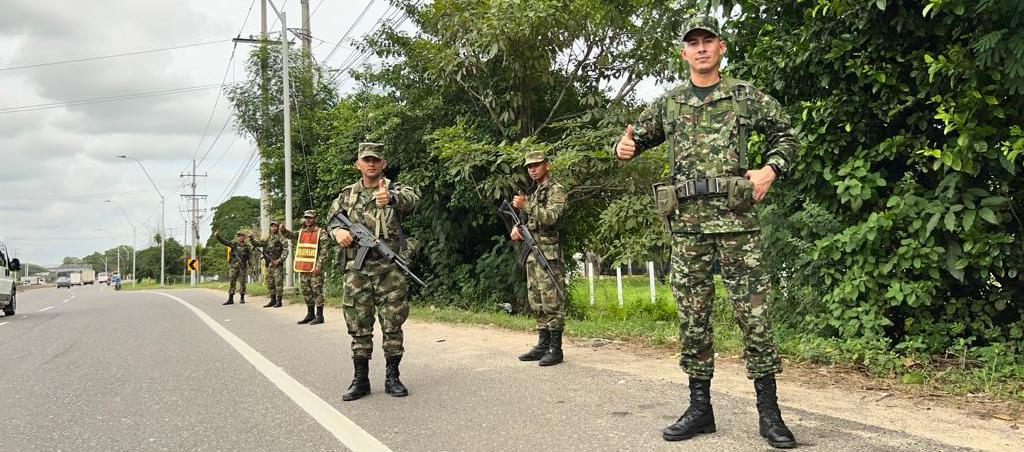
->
[213, 230, 254, 305]
[329, 142, 419, 401]
[251, 220, 288, 308]
[281, 210, 331, 325]
[511, 150, 568, 367]
[614, 16, 797, 448]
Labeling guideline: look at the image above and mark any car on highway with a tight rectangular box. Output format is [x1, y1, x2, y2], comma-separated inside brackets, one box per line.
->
[97, 272, 110, 285]
[56, 276, 72, 289]
[0, 245, 22, 317]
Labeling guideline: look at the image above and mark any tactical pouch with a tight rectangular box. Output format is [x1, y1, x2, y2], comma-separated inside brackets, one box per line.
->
[726, 177, 755, 212]
[652, 182, 679, 216]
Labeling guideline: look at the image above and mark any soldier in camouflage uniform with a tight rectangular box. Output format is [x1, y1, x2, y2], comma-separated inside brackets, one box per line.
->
[511, 150, 568, 366]
[614, 16, 796, 448]
[329, 142, 419, 401]
[281, 210, 332, 325]
[251, 220, 288, 308]
[214, 230, 254, 305]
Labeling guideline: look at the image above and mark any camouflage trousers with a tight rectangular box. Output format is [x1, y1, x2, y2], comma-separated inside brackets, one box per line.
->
[526, 259, 565, 331]
[342, 259, 410, 359]
[671, 232, 782, 380]
[265, 265, 284, 298]
[298, 271, 325, 307]
[228, 266, 248, 295]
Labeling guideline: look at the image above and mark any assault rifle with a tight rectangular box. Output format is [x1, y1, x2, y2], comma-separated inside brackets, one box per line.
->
[497, 200, 565, 299]
[327, 210, 426, 287]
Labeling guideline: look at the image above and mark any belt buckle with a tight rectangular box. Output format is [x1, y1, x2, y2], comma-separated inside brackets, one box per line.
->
[694, 179, 708, 195]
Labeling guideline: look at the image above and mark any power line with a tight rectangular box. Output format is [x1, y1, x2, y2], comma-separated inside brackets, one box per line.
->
[333, 4, 415, 88]
[269, 0, 290, 31]
[0, 39, 231, 72]
[321, 0, 377, 64]
[2, 185, 181, 200]
[0, 83, 224, 114]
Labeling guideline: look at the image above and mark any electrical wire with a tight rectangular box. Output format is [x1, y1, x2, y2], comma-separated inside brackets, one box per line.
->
[0, 39, 231, 72]
[0, 83, 224, 114]
[321, 0, 377, 64]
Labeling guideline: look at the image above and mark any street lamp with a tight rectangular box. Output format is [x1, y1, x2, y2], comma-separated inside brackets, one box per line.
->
[97, 228, 126, 277]
[105, 199, 137, 286]
[116, 154, 165, 286]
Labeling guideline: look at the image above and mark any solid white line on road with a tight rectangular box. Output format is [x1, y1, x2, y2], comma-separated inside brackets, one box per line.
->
[61, 292, 77, 303]
[156, 292, 393, 452]
[0, 321, 8, 327]
[38, 306, 54, 312]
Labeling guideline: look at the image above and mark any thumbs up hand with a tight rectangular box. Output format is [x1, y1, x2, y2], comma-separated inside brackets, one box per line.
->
[375, 179, 391, 207]
[616, 124, 636, 160]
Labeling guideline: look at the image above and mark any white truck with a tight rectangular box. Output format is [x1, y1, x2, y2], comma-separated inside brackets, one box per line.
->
[70, 272, 82, 286]
[80, 269, 96, 285]
[97, 272, 110, 285]
[0, 245, 22, 317]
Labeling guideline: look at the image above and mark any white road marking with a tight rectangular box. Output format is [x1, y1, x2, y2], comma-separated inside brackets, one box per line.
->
[61, 292, 77, 303]
[38, 306, 54, 312]
[0, 321, 8, 327]
[156, 292, 392, 452]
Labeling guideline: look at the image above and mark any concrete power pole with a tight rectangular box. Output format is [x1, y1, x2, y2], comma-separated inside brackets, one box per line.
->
[181, 159, 207, 287]
[259, 0, 271, 239]
[300, 0, 311, 53]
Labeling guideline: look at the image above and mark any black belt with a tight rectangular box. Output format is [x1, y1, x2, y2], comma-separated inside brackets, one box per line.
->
[675, 177, 731, 199]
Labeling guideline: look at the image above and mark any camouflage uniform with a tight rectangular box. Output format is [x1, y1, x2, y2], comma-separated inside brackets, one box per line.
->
[523, 174, 567, 331]
[621, 75, 795, 381]
[329, 168, 419, 359]
[251, 223, 289, 306]
[215, 232, 254, 297]
[282, 218, 331, 308]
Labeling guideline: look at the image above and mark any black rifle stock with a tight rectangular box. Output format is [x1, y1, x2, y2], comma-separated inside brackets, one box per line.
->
[497, 201, 565, 299]
[327, 210, 426, 287]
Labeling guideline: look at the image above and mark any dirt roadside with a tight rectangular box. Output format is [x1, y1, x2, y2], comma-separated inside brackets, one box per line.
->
[201, 290, 1023, 451]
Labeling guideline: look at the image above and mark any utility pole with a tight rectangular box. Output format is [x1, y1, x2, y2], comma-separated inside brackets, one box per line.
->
[181, 159, 207, 287]
[259, 0, 271, 239]
[300, 0, 311, 53]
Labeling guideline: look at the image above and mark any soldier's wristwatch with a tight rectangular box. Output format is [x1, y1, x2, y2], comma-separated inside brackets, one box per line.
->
[767, 163, 782, 177]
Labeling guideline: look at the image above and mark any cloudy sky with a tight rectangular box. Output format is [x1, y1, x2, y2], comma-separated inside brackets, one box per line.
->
[0, 0, 399, 267]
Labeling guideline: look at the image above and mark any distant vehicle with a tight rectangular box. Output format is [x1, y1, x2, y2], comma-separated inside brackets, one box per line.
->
[112, 273, 122, 291]
[70, 273, 82, 286]
[97, 272, 110, 285]
[0, 245, 21, 316]
[56, 276, 71, 289]
[81, 269, 96, 285]
[21, 276, 41, 285]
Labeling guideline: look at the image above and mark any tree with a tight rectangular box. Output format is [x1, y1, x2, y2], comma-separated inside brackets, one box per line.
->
[202, 196, 260, 278]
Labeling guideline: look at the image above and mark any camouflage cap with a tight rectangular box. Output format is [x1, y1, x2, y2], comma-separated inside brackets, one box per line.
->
[302, 209, 317, 218]
[269, 219, 279, 225]
[357, 142, 384, 160]
[681, 15, 720, 40]
[524, 150, 547, 166]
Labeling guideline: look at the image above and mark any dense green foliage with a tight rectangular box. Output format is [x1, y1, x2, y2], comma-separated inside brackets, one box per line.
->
[219, 0, 1023, 383]
[201, 195, 261, 277]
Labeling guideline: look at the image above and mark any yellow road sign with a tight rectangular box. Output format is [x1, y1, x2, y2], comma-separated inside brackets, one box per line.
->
[187, 258, 199, 272]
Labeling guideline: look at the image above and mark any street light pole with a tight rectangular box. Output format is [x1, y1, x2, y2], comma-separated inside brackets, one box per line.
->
[117, 155, 165, 286]
[106, 200, 137, 286]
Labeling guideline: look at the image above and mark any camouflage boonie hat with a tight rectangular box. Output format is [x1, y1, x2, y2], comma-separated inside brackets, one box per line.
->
[302, 209, 317, 218]
[357, 142, 384, 160]
[524, 150, 547, 166]
[681, 15, 720, 40]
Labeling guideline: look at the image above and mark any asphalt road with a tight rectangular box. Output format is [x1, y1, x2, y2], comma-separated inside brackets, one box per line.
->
[0, 286, 981, 452]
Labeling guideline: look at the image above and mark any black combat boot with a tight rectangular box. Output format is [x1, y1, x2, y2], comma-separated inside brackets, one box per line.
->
[297, 304, 315, 324]
[755, 374, 796, 449]
[263, 295, 275, 308]
[342, 357, 371, 401]
[518, 329, 550, 361]
[309, 306, 325, 325]
[222, 294, 234, 305]
[538, 329, 564, 366]
[384, 355, 409, 397]
[239, 294, 245, 304]
[663, 378, 716, 441]
[273, 295, 283, 308]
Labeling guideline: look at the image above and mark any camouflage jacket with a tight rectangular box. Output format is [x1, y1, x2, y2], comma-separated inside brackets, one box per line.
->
[215, 234, 254, 268]
[251, 232, 289, 267]
[524, 177, 566, 262]
[281, 226, 332, 271]
[621, 76, 796, 234]
[328, 177, 419, 261]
